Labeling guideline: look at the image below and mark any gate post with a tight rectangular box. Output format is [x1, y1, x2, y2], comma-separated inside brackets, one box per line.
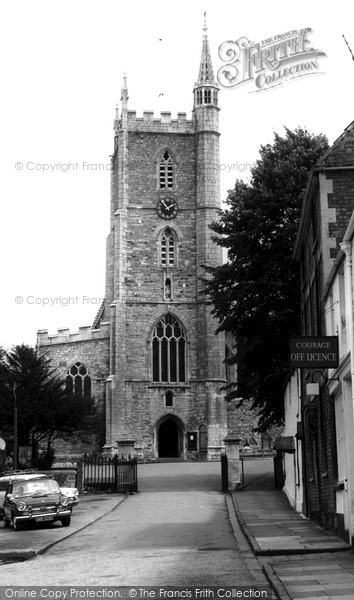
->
[117, 439, 135, 460]
[76, 460, 83, 493]
[223, 435, 242, 491]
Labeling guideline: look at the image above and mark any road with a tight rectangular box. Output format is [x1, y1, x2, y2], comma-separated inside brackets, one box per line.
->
[0, 461, 271, 586]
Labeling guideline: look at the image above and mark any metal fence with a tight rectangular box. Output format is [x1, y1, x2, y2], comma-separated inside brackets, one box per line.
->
[77, 455, 138, 494]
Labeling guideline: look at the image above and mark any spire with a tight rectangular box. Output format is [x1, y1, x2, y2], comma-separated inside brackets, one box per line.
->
[120, 73, 128, 130]
[193, 14, 219, 110]
[121, 72, 129, 103]
[196, 12, 215, 84]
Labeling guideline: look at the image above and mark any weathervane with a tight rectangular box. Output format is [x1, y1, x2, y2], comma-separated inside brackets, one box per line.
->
[203, 11, 207, 34]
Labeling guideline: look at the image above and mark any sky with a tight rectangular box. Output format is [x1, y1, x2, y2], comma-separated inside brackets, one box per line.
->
[1, 0, 354, 349]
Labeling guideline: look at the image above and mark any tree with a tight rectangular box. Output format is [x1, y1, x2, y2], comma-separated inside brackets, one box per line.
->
[205, 127, 329, 431]
[0, 344, 98, 465]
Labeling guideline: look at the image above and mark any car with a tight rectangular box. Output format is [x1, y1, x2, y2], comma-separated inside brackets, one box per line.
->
[0, 471, 79, 520]
[2, 476, 72, 530]
[0, 470, 79, 502]
[58, 485, 79, 507]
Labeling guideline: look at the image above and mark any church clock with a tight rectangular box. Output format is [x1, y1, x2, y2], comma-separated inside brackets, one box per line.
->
[156, 198, 178, 219]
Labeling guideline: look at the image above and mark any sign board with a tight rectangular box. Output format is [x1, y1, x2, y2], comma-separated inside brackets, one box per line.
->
[289, 337, 339, 368]
[274, 436, 295, 453]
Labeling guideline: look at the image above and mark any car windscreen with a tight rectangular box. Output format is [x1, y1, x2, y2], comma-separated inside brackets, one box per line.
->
[12, 479, 60, 498]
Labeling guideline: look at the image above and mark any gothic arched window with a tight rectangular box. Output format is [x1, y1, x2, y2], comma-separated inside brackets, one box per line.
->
[152, 313, 186, 383]
[66, 362, 91, 399]
[160, 227, 176, 266]
[165, 390, 174, 407]
[159, 150, 174, 189]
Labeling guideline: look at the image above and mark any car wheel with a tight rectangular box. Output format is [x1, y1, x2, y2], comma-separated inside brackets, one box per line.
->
[61, 516, 71, 527]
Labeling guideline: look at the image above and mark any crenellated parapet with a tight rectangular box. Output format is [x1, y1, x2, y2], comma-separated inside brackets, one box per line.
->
[37, 322, 110, 346]
[121, 111, 195, 134]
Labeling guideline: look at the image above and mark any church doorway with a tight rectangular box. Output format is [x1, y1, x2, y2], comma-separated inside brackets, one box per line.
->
[157, 416, 184, 458]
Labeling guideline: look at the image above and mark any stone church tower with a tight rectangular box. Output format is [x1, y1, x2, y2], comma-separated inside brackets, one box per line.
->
[37, 26, 228, 460]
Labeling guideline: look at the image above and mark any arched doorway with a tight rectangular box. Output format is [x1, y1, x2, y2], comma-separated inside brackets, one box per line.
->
[157, 416, 184, 458]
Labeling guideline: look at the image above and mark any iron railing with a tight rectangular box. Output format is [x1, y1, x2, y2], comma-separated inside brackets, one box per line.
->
[77, 455, 138, 494]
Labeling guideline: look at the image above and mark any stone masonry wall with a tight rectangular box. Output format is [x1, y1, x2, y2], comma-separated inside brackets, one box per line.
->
[37, 326, 110, 459]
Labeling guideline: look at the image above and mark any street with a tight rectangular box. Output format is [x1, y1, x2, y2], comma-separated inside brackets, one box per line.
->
[0, 462, 270, 586]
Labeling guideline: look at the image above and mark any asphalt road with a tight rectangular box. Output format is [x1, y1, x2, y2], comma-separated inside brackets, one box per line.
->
[0, 461, 271, 586]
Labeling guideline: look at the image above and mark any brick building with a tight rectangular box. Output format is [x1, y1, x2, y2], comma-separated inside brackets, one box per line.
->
[37, 27, 236, 461]
[283, 121, 354, 544]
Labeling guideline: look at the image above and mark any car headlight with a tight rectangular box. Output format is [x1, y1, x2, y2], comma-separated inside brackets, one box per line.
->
[60, 496, 69, 507]
[16, 501, 27, 511]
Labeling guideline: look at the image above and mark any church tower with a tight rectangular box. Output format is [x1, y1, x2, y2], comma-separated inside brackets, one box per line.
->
[102, 22, 227, 459]
[37, 23, 228, 461]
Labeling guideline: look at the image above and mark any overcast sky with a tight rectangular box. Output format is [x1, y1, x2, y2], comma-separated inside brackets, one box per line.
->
[1, 0, 354, 349]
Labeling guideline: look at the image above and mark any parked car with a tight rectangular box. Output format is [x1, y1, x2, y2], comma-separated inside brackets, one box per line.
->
[0, 471, 79, 520]
[58, 485, 79, 506]
[2, 476, 72, 530]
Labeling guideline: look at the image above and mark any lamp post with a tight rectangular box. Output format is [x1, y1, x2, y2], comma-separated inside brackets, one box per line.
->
[13, 383, 17, 470]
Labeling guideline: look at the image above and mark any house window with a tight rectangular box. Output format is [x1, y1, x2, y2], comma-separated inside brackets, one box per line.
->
[66, 362, 91, 399]
[159, 150, 174, 189]
[152, 313, 186, 383]
[161, 228, 176, 266]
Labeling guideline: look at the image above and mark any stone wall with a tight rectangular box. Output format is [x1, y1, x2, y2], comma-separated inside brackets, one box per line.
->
[37, 324, 110, 459]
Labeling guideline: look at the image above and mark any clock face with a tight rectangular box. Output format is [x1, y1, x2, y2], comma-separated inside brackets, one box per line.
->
[156, 198, 178, 219]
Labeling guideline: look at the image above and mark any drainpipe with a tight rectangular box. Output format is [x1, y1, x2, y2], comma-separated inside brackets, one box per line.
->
[340, 240, 354, 545]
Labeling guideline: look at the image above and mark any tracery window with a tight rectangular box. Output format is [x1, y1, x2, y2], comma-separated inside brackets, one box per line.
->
[159, 150, 174, 189]
[66, 362, 91, 399]
[161, 227, 176, 266]
[152, 313, 186, 383]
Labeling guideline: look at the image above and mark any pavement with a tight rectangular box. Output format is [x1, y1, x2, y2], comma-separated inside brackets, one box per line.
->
[0, 460, 354, 598]
[232, 457, 354, 600]
[0, 493, 125, 560]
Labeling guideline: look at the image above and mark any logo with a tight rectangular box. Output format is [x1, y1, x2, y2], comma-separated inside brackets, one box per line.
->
[217, 28, 326, 92]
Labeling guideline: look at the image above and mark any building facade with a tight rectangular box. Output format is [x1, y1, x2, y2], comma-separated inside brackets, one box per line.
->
[38, 29, 230, 461]
[283, 121, 354, 545]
